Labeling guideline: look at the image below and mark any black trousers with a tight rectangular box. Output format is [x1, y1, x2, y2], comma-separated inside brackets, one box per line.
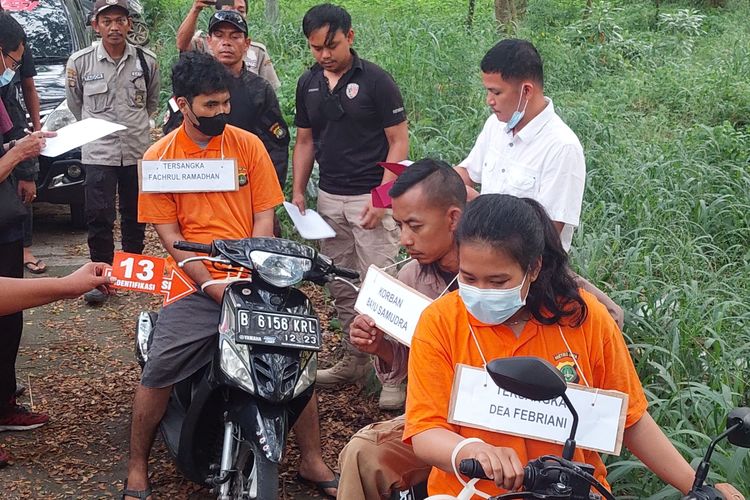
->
[0, 239, 23, 410]
[84, 164, 145, 264]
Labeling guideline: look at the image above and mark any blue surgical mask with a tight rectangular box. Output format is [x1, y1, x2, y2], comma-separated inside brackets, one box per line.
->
[0, 56, 15, 87]
[458, 274, 528, 325]
[504, 86, 529, 133]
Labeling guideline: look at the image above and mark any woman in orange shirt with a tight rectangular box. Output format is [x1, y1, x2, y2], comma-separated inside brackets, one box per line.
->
[404, 194, 742, 498]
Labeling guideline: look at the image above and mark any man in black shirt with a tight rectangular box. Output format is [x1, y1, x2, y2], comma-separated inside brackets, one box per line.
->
[166, 10, 289, 187]
[291, 4, 409, 410]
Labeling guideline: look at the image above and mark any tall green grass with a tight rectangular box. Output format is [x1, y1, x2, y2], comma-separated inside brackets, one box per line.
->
[144, 0, 750, 495]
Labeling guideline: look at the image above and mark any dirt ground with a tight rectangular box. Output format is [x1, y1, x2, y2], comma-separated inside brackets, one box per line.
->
[1, 203, 397, 499]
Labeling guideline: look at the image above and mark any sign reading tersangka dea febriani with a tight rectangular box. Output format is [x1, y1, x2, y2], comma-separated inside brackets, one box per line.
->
[139, 158, 238, 193]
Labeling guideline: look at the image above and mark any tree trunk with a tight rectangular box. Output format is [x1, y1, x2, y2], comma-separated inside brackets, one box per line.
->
[494, 0, 513, 29]
[466, 0, 476, 29]
[265, 0, 279, 24]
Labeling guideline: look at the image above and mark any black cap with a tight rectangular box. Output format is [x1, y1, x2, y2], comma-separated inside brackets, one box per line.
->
[208, 10, 248, 36]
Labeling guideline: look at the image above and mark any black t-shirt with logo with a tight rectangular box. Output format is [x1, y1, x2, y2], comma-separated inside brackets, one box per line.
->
[294, 51, 406, 196]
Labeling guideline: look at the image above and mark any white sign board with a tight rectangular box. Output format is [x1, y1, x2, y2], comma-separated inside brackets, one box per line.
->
[354, 265, 433, 346]
[41, 118, 126, 157]
[448, 364, 628, 455]
[138, 159, 238, 193]
[283, 201, 336, 240]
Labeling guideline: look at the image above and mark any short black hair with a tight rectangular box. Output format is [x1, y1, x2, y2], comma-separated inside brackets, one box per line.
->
[171, 52, 231, 103]
[302, 3, 351, 45]
[389, 158, 467, 210]
[0, 13, 26, 53]
[481, 39, 543, 86]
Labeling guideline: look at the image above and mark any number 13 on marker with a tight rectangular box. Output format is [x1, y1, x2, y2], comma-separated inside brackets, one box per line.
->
[112, 252, 165, 290]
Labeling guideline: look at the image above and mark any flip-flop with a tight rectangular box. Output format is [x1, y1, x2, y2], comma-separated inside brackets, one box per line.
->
[295, 470, 340, 499]
[24, 259, 47, 274]
[121, 479, 152, 500]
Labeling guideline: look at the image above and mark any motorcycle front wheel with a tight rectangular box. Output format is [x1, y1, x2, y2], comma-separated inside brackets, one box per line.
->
[229, 442, 279, 500]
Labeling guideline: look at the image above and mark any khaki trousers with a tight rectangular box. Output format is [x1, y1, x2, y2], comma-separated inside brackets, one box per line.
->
[338, 416, 431, 499]
[317, 189, 400, 354]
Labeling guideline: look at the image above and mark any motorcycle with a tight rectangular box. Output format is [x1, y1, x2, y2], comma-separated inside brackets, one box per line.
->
[134, 237, 358, 499]
[428, 356, 750, 500]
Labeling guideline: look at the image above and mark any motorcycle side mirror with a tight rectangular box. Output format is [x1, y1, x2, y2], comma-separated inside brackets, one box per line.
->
[486, 356, 580, 460]
[486, 357, 567, 401]
[727, 407, 750, 448]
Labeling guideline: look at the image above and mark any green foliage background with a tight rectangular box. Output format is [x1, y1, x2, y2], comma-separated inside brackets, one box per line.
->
[143, 0, 750, 496]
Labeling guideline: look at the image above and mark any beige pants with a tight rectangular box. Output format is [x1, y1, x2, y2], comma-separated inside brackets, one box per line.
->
[317, 189, 400, 353]
[338, 416, 431, 499]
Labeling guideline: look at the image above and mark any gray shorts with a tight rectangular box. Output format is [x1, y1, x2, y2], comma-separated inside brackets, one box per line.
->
[141, 292, 221, 388]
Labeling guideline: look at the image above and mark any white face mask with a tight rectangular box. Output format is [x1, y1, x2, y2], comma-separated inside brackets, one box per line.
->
[458, 273, 528, 325]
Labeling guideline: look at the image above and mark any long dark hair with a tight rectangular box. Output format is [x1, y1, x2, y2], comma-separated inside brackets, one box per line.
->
[456, 194, 587, 326]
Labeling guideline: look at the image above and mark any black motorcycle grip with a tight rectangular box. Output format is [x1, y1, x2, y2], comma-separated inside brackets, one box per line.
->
[334, 266, 359, 280]
[459, 459, 534, 487]
[173, 241, 212, 254]
[459, 458, 490, 480]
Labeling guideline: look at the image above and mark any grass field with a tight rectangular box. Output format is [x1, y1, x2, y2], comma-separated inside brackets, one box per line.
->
[143, 0, 750, 496]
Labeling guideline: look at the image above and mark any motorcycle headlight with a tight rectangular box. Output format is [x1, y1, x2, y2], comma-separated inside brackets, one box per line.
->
[42, 100, 77, 132]
[251, 250, 312, 287]
[220, 338, 255, 392]
[293, 352, 317, 398]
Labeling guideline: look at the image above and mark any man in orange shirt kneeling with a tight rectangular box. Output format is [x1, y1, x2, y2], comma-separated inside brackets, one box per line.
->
[123, 52, 337, 499]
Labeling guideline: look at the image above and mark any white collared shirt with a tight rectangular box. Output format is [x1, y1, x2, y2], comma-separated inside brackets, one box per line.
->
[460, 98, 586, 251]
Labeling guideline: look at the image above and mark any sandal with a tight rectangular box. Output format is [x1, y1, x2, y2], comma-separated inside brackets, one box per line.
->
[121, 479, 152, 500]
[296, 470, 340, 499]
[24, 259, 47, 274]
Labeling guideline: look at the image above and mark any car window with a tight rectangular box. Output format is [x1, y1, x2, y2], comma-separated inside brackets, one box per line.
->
[2, 0, 75, 62]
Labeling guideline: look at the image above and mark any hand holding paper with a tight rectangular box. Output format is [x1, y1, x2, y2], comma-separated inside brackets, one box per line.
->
[283, 201, 336, 240]
[41, 118, 127, 157]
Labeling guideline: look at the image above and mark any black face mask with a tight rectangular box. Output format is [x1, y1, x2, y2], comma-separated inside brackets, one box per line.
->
[187, 104, 229, 137]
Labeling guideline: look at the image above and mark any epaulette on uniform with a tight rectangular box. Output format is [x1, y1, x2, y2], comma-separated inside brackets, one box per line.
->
[68, 44, 97, 62]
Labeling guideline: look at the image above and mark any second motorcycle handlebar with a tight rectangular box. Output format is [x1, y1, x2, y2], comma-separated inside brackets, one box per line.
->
[173, 241, 213, 254]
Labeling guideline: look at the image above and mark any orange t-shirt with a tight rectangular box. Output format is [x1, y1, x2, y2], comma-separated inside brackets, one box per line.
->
[138, 124, 284, 280]
[404, 290, 648, 497]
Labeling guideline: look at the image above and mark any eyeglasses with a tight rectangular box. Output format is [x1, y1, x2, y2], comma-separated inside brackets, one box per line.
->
[1, 50, 20, 71]
[98, 16, 129, 27]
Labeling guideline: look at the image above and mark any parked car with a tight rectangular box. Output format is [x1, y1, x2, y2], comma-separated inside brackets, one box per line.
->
[6, 0, 92, 227]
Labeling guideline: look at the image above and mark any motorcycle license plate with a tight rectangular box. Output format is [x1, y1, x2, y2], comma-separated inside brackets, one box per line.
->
[235, 309, 321, 351]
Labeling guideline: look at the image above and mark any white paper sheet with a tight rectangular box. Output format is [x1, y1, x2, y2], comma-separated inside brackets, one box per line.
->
[283, 201, 336, 240]
[41, 118, 127, 157]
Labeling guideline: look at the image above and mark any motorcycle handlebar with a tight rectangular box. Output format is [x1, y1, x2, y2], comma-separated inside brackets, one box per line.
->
[459, 458, 491, 480]
[332, 266, 359, 280]
[173, 241, 213, 255]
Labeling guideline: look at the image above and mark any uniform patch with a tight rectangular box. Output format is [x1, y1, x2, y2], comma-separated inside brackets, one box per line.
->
[83, 73, 104, 82]
[269, 122, 286, 140]
[345, 83, 359, 99]
[67, 68, 77, 88]
[106, 0, 118, 4]
[238, 171, 248, 186]
[134, 90, 145, 107]
[392, 106, 404, 114]
[131, 71, 143, 78]
[556, 360, 580, 384]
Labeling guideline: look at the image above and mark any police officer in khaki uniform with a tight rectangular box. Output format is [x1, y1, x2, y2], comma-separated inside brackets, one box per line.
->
[66, 0, 160, 304]
[176, 0, 281, 91]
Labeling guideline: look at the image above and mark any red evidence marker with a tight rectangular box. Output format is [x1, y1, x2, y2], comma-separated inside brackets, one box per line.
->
[110, 252, 196, 306]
